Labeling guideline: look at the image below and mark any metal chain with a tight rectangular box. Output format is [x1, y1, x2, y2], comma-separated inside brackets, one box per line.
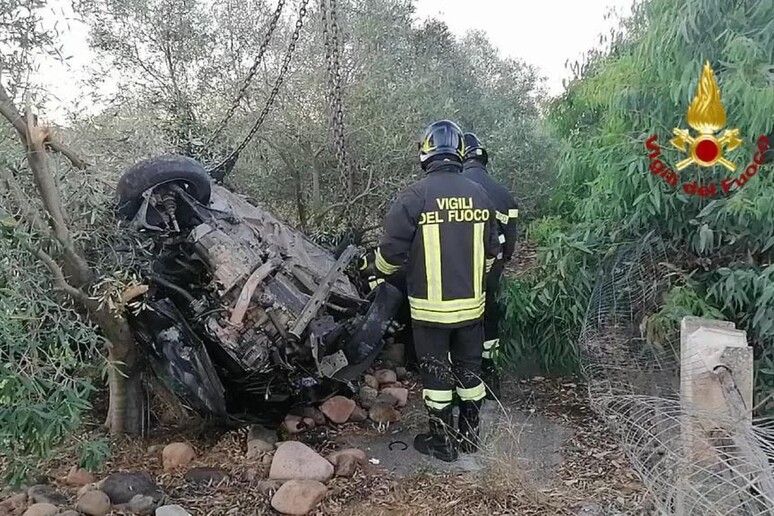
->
[321, 0, 351, 194]
[204, 0, 287, 148]
[208, 0, 310, 178]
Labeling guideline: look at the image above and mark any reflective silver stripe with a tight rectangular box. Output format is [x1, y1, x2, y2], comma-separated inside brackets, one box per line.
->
[508, 209, 519, 219]
[498, 234, 506, 244]
[483, 338, 500, 350]
[456, 382, 486, 401]
[423, 388, 453, 410]
[375, 248, 400, 275]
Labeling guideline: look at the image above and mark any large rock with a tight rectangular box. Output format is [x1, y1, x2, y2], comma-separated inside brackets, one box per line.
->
[99, 472, 163, 505]
[269, 442, 334, 482]
[21, 504, 57, 516]
[155, 505, 191, 516]
[328, 449, 367, 478]
[300, 407, 327, 426]
[75, 490, 111, 516]
[348, 405, 367, 423]
[184, 467, 228, 485]
[373, 369, 397, 385]
[127, 494, 157, 515]
[369, 403, 401, 424]
[270, 480, 327, 515]
[358, 386, 378, 409]
[363, 374, 379, 390]
[375, 391, 400, 408]
[57, 511, 81, 516]
[65, 466, 96, 487]
[0, 493, 27, 514]
[162, 442, 196, 472]
[395, 366, 409, 381]
[282, 414, 305, 434]
[320, 396, 356, 424]
[27, 485, 67, 506]
[247, 424, 278, 445]
[381, 387, 409, 407]
[333, 455, 359, 477]
[327, 448, 367, 465]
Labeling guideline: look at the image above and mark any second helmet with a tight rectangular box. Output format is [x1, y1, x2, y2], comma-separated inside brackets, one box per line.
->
[418, 120, 465, 170]
[463, 133, 488, 165]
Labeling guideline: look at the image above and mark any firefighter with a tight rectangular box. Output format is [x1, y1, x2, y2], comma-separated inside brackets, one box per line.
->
[372, 120, 500, 461]
[461, 133, 520, 400]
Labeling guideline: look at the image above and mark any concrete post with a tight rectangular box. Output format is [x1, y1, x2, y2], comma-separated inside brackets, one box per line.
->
[679, 317, 753, 463]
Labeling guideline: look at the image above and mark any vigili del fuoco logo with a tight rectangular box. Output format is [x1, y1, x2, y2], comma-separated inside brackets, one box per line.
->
[645, 61, 770, 197]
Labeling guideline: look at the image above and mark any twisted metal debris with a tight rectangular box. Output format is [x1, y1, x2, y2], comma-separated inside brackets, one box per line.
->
[578, 237, 774, 515]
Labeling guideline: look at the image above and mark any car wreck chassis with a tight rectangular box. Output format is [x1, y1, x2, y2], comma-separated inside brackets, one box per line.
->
[116, 156, 402, 419]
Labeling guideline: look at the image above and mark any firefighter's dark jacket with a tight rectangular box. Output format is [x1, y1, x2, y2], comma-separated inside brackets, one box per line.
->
[462, 160, 519, 261]
[375, 160, 500, 328]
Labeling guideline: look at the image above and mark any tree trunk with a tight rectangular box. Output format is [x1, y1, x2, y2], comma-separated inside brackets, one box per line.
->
[95, 306, 144, 437]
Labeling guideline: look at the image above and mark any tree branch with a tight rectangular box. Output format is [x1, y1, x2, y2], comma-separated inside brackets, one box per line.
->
[22, 107, 94, 287]
[0, 82, 88, 169]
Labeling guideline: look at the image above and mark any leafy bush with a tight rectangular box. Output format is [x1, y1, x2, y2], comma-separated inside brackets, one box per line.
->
[501, 0, 774, 414]
[0, 232, 103, 485]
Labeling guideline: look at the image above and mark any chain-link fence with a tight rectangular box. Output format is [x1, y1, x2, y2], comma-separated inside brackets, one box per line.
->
[578, 237, 774, 515]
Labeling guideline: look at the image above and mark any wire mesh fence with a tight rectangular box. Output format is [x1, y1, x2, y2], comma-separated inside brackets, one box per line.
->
[578, 236, 774, 515]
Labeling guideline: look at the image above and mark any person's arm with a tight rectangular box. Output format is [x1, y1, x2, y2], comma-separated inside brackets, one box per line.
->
[485, 198, 501, 274]
[375, 187, 422, 277]
[502, 195, 520, 262]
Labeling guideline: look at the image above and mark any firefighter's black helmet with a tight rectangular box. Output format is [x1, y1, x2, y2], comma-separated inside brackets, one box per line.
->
[463, 132, 488, 165]
[418, 120, 465, 170]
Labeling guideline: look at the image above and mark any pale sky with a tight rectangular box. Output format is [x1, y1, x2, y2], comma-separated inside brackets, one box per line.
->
[32, 0, 634, 123]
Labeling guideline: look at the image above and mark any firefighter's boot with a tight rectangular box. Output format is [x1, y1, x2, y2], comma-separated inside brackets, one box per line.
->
[482, 359, 500, 400]
[458, 399, 484, 453]
[413, 405, 458, 462]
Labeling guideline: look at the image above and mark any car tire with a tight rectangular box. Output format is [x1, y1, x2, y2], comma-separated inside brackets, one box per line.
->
[116, 154, 212, 220]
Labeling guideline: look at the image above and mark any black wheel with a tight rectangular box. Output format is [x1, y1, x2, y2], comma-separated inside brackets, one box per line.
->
[116, 154, 212, 220]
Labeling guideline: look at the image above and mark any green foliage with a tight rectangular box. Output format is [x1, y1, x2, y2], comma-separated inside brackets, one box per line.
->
[506, 0, 774, 410]
[79, 437, 111, 471]
[649, 283, 725, 350]
[0, 234, 102, 486]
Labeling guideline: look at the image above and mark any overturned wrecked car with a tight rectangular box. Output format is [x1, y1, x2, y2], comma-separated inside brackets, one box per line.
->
[115, 155, 403, 418]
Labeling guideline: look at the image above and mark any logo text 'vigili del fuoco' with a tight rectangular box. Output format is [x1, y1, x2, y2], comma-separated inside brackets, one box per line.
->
[645, 61, 770, 197]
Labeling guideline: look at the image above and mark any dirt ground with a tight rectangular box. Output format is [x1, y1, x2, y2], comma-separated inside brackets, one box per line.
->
[20, 373, 653, 516]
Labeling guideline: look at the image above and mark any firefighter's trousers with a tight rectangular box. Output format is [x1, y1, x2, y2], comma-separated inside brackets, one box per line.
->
[483, 260, 505, 362]
[413, 322, 486, 411]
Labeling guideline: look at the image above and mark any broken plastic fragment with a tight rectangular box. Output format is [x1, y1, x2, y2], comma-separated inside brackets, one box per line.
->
[368, 458, 380, 465]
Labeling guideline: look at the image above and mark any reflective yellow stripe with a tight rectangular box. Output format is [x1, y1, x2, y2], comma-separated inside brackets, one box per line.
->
[508, 209, 519, 219]
[422, 224, 442, 301]
[456, 382, 486, 401]
[473, 222, 484, 299]
[410, 301, 485, 324]
[496, 211, 509, 224]
[408, 295, 485, 311]
[368, 278, 384, 289]
[375, 248, 400, 275]
[423, 389, 453, 410]
[482, 349, 492, 359]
